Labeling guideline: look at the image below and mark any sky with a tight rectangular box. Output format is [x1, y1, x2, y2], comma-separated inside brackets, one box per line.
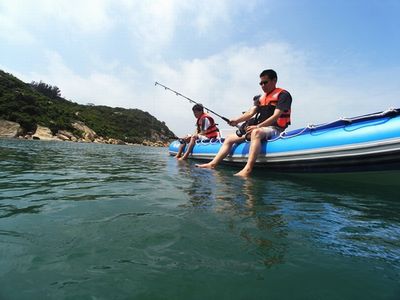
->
[1, 0, 399, 137]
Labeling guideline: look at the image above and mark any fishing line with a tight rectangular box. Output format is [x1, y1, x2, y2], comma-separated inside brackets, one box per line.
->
[154, 82, 231, 124]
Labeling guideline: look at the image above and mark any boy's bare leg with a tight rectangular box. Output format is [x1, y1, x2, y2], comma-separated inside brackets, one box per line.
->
[174, 144, 185, 158]
[179, 137, 197, 160]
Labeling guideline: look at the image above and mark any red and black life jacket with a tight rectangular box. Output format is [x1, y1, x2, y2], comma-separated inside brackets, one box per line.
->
[196, 113, 219, 139]
[256, 88, 291, 129]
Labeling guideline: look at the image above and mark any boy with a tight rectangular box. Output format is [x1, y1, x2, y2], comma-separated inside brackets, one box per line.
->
[176, 104, 220, 160]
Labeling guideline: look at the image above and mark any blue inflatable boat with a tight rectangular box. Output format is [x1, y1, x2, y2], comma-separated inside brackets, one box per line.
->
[169, 108, 400, 173]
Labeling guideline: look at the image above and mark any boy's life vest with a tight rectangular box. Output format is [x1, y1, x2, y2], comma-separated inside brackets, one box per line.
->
[196, 113, 220, 139]
[255, 88, 291, 129]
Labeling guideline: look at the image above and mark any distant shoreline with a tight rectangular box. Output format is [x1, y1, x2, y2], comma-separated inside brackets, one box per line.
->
[0, 136, 170, 147]
[0, 120, 172, 147]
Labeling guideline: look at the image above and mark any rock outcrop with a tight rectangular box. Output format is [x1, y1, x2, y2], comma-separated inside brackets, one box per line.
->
[142, 140, 168, 147]
[71, 121, 97, 142]
[1, 120, 168, 147]
[56, 130, 78, 142]
[32, 125, 59, 141]
[0, 119, 23, 138]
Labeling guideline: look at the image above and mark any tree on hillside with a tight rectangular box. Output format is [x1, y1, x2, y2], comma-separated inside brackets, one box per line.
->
[30, 81, 61, 99]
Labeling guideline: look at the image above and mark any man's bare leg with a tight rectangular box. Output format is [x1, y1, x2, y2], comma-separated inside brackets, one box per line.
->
[196, 135, 244, 169]
[234, 129, 266, 177]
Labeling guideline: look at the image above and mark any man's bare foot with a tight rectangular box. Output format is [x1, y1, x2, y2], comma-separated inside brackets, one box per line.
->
[234, 169, 251, 177]
[178, 156, 187, 161]
[195, 162, 216, 169]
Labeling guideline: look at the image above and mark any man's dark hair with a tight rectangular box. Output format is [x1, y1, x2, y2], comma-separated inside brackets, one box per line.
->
[192, 104, 204, 112]
[260, 69, 277, 80]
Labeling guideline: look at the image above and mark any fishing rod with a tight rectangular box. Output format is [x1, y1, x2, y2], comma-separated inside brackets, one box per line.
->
[155, 81, 231, 124]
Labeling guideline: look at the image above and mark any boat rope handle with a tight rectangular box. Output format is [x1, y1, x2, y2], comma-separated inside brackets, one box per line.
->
[339, 107, 398, 123]
[272, 107, 399, 142]
[271, 124, 315, 141]
[200, 138, 210, 145]
[209, 138, 222, 145]
[195, 138, 224, 145]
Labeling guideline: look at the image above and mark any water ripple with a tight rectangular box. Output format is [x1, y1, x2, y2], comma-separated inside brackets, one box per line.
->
[1, 139, 400, 298]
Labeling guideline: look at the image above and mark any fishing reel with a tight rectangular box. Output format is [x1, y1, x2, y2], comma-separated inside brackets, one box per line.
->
[236, 118, 257, 138]
[235, 123, 247, 137]
[235, 95, 261, 138]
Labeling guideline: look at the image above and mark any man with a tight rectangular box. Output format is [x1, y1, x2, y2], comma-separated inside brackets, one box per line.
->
[196, 69, 292, 176]
[175, 104, 220, 160]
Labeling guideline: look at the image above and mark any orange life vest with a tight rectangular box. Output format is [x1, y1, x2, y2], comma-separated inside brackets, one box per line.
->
[257, 88, 291, 129]
[196, 113, 219, 139]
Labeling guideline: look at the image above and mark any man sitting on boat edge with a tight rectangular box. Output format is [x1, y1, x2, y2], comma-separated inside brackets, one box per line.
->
[175, 104, 220, 160]
[196, 69, 292, 177]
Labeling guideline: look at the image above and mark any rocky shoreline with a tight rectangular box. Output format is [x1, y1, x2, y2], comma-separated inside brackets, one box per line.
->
[0, 119, 169, 147]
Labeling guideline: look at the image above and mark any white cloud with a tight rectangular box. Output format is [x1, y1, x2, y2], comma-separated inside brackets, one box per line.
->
[110, 0, 261, 58]
[23, 52, 138, 109]
[0, 1, 36, 43]
[0, 0, 252, 55]
[49, 0, 113, 33]
[0, 0, 261, 58]
[121, 1, 178, 56]
[188, 1, 230, 34]
[186, 0, 259, 35]
[0, 0, 116, 46]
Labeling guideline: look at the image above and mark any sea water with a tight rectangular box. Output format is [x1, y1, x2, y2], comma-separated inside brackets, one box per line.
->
[0, 139, 399, 299]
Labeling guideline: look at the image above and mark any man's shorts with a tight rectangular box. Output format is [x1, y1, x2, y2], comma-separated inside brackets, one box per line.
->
[259, 126, 283, 140]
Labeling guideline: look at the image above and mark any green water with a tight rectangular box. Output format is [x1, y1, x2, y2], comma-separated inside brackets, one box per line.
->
[0, 139, 399, 300]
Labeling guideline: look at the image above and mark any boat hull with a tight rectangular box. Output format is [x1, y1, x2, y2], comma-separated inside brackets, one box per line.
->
[169, 109, 400, 173]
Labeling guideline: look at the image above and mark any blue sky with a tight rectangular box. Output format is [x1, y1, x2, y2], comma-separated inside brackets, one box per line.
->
[1, 0, 399, 136]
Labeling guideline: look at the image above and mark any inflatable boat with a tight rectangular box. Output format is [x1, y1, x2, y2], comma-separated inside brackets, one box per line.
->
[169, 108, 400, 173]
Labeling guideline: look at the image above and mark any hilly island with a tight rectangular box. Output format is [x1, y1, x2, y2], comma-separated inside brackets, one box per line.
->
[0, 70, 176, 146]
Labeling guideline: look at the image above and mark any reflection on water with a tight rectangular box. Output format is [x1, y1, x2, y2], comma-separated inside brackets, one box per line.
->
[173, 159, 400, 269]
[175, 162, 289, 267]
[234, 178, 289, 267]
[0, 203, 45, 218]
[175, 162, 217, 209]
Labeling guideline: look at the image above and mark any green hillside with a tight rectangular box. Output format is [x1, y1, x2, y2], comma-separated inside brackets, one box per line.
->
[0, 70, 176, 143]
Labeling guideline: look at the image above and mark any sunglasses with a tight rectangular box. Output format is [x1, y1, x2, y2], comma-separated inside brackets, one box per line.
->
[259, 80, 268, 86]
